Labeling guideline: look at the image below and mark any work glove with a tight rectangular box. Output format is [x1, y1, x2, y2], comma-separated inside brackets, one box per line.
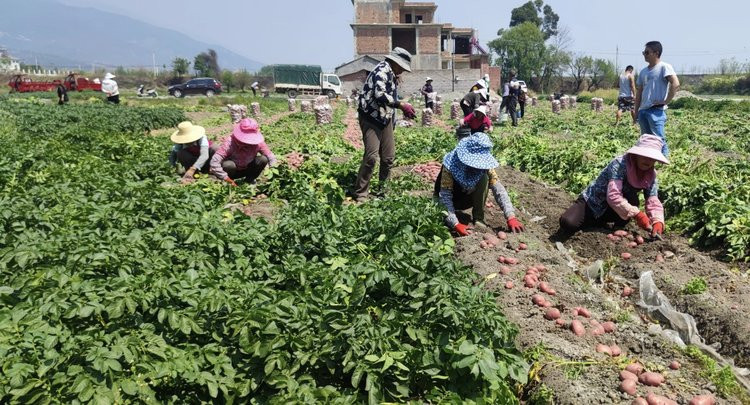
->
[224, 177, 238, 187]
[633, 211, 651, 231]
[400, 103, 416, 119]
[507, 217, 525, 233]
[651, 222, 664, 237]
[454, 223, 471, 237]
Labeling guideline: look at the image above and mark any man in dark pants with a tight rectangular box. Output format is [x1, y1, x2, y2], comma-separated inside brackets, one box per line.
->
[56, 84, 68, 105]
[507, 71, 520, 126]
[353, 47, 416, 201]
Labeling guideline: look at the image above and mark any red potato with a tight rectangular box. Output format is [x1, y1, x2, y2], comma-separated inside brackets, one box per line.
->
[479, 241, 488, 249]
[613, 235, 622, 242]
[655, 254, 665, 263]
[596, 344, 612, 355]
[571, 320, 585, 336]
[545, 308, 561, 320]
[614, 230, 629, 237]
[538, 281, 551, 292]
[622, 286, 634, 297]
[524, 276, 538, 289]
[607, 233, 616, 241]
[625, 363, 644, 375]
[610, 344, 622, 356]
[627, 233, 635, 241]
[621, 252, 632, 260]
[645, 392, 677, 405]
[542, 300, 553, 308]
[555, 318, 566, 327]
[639, 372, 665, 387]
[536, 264, 547, 271]
[669, 361, 681, 370]
[602, 321, 616, 333]
[620, 370, 638, 381]
[497, 231, 507, 240]
[532, 294, 546, 306]
[632, 398, 648, 405]
[590, 326, 605, 336]
[620, 378, 637, 395]
[688, 395, 716, 405]
[546, 288, 557, 296]
[576, 307, 591, 318]
[636, 235, 645, 245]
[504, 281, 514, 289]
[628, 241, 638, 248]
[505, 257, 519, 265]
[497, 256, 506, 264]
[518, 243, 528, 250]
[500, 266, 511, 275]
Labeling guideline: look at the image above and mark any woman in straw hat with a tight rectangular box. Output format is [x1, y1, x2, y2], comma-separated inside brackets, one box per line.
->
[168, 121, 216, 184]
[101, 72, 120, 104]
[559, 134, 669, 236]
[434, 133, 525, 236]
[209, 118, 277, 187]
[459, 105, 493, 135]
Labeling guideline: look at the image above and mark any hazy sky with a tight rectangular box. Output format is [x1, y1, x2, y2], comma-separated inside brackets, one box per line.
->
[60, 0, 750, 73]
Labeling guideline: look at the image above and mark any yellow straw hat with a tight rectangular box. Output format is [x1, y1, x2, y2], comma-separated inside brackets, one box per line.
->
[170, 121, 206, 144]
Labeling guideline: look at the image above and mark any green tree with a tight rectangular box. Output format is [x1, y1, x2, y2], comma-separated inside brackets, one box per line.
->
[569, 55, 593, 93]
[257, 65, 274, 77]
[488, 22, 547, 82]
[194, 49, 220, 77]
[589, 58, 616, 91]
[509, 0, 559, 39]
[172, 57, 190, 76]
[234, 69, 252, 92]
[221, 70, 235, 92]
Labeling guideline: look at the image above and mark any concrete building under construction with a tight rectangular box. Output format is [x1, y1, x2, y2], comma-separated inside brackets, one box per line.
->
[336, 0, 500, 95]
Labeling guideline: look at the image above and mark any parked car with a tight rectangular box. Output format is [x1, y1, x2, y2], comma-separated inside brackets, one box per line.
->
[168, 78, 222, 98]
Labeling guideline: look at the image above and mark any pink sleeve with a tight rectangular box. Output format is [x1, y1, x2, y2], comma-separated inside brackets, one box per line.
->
[258, 142, 277, 163]
[209, 137, 232, 179]
[607, 180, 640, 220]
[463, 113, 473, 121]
[646, 196, 665, 224]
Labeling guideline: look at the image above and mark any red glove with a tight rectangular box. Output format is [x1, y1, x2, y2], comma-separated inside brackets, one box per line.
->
[400, 102, 416, 119]
[651, 222, 664, 236]
[507, 217, 525, 233]
[633, 211, 651, 231]
[454, 223, 471, 236]
[224, 177, 238, 187]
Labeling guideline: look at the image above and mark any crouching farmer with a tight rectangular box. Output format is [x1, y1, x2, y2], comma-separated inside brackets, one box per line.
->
[210, 118, 276, 186]
[434, 133, 525, 236]
[559, 134, 668, 237]
[169, 121, 216, 184]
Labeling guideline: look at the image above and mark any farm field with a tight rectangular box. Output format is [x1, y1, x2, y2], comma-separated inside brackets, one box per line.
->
[1, 93, 749, 404]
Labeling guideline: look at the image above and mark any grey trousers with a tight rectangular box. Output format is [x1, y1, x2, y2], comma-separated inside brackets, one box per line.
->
[354, 114, 395, 198]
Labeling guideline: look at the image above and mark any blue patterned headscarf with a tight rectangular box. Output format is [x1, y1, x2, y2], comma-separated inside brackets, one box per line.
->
[443, 133, 499, 190]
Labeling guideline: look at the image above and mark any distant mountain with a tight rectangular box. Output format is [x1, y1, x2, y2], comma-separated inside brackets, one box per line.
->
[0, 0, 264, 71]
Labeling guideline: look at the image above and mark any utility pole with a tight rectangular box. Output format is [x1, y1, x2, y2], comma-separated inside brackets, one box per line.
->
[152, 53, 157, 77]
[450, 31, 455, 92]
[615, 45, 619, 73]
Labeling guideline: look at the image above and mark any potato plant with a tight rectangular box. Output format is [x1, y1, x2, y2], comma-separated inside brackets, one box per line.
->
[0, 101, 528, 404]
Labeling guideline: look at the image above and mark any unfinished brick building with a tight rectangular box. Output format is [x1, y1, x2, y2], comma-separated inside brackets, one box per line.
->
[336, 0, 500, 95]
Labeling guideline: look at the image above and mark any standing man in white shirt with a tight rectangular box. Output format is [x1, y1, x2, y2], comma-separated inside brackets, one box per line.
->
[616, 65, 636, 125]
[634, 41, 680, 156]
[101, 72, 120, 104]
[250, 81, 259, 97]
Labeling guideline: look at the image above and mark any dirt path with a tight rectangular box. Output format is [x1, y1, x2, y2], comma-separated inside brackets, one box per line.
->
[443, 164, 750, 404]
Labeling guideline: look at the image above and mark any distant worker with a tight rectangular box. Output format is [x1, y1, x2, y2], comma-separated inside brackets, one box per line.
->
[250, 81, 259, 97]
[210, 118, 277, 186]
[518, 87, 527, 119]
[480, 73, 491, 91]
[168, 121, 216, 185]
[459, 105, 492, 134]
[101, 73, 120, 104]
[507, 71, 520, 127]
[460, 84, 488, 117]
[353, 47, 416, 201]
[559, 134, 668, 237]
[56, 83, 68, 105]
[499, 79, 510, 115]
[616, 65, 637, 125]
[635, 41, 680, 156]
[434, 133, 525, 236]
[421, 77, 435, 110]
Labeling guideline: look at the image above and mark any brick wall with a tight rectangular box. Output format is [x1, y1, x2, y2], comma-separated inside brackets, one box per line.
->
[400, 68, 485, 95]
[418, 27, 439, 54]
[355, 27, 390, 55]
[355, 2, 389, 24]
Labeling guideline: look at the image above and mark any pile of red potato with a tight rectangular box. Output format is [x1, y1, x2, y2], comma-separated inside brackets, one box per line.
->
[411, 161, 442, 183]
[606, 229, 668, 262]
[477, 230, 716, 405]
[284, 152, 305, 170]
